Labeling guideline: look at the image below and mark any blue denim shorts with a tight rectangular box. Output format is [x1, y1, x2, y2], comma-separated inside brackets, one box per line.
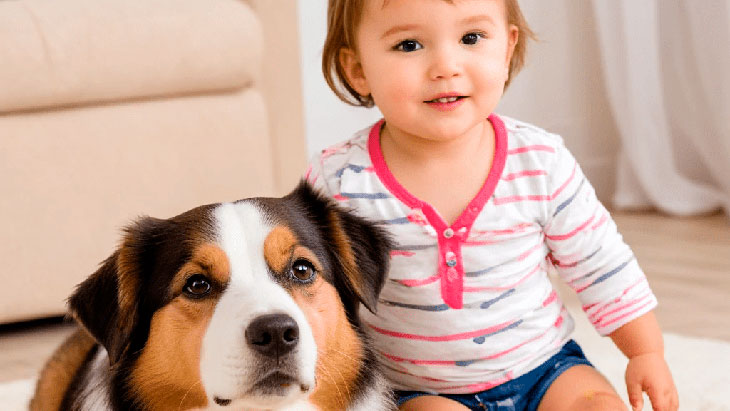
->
[394, 340, 592, 411]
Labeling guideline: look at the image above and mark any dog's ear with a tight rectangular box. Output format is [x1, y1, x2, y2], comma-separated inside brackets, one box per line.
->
[68, 216, 164, 364]
[291, 181, 393, 314]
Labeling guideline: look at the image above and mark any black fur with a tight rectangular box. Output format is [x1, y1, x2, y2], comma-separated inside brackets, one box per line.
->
[57, 182, 392, 410]
[66, 208, 217, 410]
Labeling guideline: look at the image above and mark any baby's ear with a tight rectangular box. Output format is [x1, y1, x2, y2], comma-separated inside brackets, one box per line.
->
[338, 48, 371, 97]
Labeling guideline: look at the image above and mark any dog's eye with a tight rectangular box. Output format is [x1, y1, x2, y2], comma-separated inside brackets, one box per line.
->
[183, 274, 212, 298]
[290, 259, 316, 283]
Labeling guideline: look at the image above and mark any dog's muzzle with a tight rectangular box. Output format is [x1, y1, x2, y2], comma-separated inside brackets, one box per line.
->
[245, 313, 300, 359]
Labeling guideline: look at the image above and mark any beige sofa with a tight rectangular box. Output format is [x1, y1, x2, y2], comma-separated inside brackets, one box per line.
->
[0, 0, 307, 324]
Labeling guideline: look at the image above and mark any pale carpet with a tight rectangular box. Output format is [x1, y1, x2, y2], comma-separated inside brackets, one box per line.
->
[2, 315, 729, 411]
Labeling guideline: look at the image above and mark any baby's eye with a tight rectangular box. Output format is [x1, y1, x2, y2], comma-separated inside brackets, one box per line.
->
[461, 32, 486, 45]
[394, 39, 423, 52]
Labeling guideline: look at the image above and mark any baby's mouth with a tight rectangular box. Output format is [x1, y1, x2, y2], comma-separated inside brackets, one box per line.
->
[425, 96, 467, 103]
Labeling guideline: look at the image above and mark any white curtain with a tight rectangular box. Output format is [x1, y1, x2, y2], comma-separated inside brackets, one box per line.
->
[590, 1, 730, 216]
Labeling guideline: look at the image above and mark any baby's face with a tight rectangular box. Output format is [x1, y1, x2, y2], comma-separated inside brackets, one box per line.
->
[344, 0, 517, 143]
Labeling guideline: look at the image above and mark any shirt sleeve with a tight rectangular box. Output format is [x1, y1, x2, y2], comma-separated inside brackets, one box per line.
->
[303, 150, 348, 207]
[544, 140, 657, 336]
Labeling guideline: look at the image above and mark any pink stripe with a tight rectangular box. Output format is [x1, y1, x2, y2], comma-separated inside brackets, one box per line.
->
[406, 212, 428, 225]
[366, 320, 515, 342]
[482, 329, 550, 360]
[470, 223, 534, 237]
[380, 321, 559, 366]
[320, 140, 353, 159]
[502, 169, 547, 181]
[508, 145, 556, 155]
[465, 223, 535, 245]
[463, 264, 540, 292]
[385, 366, 513, 393]
[439, 372, 514, 393]
[518, 242, 543, 261]
[390, 250, 415, 257]
[304, 165, 313, 181]
[545, 213, 596, 241]
[463, 239, 497, 246]
[332, 194, 348, 201]
[591, 213, 609, 230]
[387, 367, 452, 382]
[596, 300, 654, 329]
[395, 275, 440, 287]
[590, 291, 651, 325]
[380, 351, 457, 366]
[583, 277, 646, 313]
[542, 290, 558, 307]
[492, 161, 578, 206]
[493, 194, 551, 205]
[551, 163, 578, 199]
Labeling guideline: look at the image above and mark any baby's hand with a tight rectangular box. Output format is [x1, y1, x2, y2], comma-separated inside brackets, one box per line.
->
[624, 352, 678, 411]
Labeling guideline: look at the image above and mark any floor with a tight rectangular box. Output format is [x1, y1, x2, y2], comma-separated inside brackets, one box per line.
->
[1, 210, 729, 385]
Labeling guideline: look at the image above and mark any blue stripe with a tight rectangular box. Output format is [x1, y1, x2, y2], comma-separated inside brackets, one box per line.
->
[581, 257, 634, 291]
[395, 244, 437, 251]
[335, 164, 368, 177]
[553, 178, 586, 217]
[383, 217, 410, 225]
[465, 261, 506, 278]
[572, 246, 602, 268]
[340, 192, 390, 200]
[380, 299, 450, 312]
[472, 319, 524, 345]
[478, 289, 516, 310]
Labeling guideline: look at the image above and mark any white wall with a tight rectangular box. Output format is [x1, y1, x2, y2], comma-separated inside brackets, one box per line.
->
[297, 0, 382, 161]
[497, 1, 619, 201]
[297, 0, 619, 201]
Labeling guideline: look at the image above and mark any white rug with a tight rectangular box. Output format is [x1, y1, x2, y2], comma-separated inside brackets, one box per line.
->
[2, 315, 729, 410]
[571, 312, 730, 410]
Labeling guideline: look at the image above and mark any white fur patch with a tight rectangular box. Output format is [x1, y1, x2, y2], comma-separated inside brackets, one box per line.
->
[199, 202, 317, 409]
[76, 349, 112, 411]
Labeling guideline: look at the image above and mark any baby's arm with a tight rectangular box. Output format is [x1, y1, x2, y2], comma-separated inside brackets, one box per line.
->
[540, 138, 677, 410]
[608, 311, 678, 411]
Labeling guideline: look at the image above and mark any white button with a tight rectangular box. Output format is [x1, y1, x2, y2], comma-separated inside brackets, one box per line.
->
[443, 228, 454, 238]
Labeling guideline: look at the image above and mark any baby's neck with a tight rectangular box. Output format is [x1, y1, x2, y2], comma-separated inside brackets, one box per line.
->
[380, 120, 496, 225]
[381, 121, 493, 165]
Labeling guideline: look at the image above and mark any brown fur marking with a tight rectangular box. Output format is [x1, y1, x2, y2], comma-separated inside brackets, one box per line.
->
[326, 210, 363, 299]
[30, 328, 97, 411]
[292, 278, 364, 411]
[168, 244, 232, 296]
[264, 225, 299, 273]
[117, 239, 141, 324]
[130, 243, 231, 411]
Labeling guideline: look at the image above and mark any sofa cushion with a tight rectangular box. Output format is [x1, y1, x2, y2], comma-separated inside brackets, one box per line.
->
[0, 88, 273, 323]
[0, 0, 262, 113]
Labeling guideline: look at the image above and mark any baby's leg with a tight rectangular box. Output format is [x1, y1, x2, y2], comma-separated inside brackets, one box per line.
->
[537, 365, 627, 411]
[400, 395, 470, 411]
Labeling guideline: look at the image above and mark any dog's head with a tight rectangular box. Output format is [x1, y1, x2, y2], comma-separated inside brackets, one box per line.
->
[68, 182, 391, 410]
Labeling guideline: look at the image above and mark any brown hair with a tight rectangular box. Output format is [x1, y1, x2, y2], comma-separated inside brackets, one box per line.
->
[322, 0, 536, 107]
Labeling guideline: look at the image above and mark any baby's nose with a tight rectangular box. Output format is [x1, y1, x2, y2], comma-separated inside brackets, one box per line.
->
[428, 49, 461, 80]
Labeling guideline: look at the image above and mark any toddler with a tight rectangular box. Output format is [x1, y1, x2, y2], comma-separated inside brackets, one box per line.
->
[306, 0, 678, 410]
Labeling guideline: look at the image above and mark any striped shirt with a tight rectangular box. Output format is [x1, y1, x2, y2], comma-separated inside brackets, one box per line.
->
[305, 114, 657, 393]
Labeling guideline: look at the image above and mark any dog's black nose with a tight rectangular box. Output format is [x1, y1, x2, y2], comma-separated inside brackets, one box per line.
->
[245, 313, 299, 358]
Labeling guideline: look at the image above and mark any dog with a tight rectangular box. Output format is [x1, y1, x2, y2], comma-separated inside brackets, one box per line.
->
[30, 182, 394, 411]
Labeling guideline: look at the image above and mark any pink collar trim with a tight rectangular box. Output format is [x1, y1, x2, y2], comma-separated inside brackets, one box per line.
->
[367, 114, 508, 234]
